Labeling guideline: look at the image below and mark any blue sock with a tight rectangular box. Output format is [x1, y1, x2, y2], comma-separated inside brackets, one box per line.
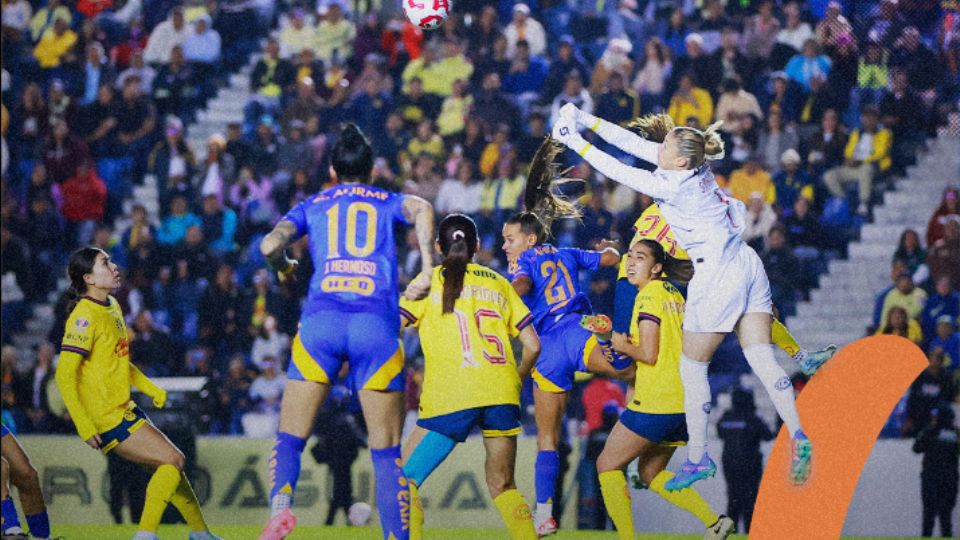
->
[25, 510, 50, 537]
[613, 279, 639, 334]
[268, 432, 307, 512]
[371, 445, 409, 540]
[535, 450, 560, 505]
[402, 431, 457, 487]
[1, 497, 22, 532]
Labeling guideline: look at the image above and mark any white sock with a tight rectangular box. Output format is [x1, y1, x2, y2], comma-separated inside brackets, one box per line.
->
[132, 532, 158, 540]
[535, 502, 553, 523]
[270, 492, 292, 517]
[680, 355, 711, 462]
[743, 344, 803, 435]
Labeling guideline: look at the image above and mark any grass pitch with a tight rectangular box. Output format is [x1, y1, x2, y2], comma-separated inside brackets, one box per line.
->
[53, 525, 927, 539]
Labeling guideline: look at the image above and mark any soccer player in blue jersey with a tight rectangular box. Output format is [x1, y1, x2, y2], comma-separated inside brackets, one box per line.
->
[1, 425, 52, 540]
[258, 124, 435, 540]
[499, 144, 630, 534]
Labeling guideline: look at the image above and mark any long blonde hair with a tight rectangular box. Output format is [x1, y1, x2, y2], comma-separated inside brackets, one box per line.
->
[628, 113, 725, 168]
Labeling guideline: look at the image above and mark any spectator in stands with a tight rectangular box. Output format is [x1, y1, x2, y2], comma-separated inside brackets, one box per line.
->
[130, 310, 178, 376]
[117, 203, 154, 262]
[880, 268, 929, 325]
[926, 187, 959, 247]
[550, 72, 594, 128]
[728, 155, 775, 205]
[773, 2, 813, 64]
[671, 33, 721, 97]
[177, 225, 217, 282]
[894, 229, 928, 284]
[784, 196, 826, 297]
[157, 194, 201, 247]
[717, 79, 763, 134]
[1, 0, 32, 66]
[196, 133, 234, 204]
[930, 316, 960, 372]
[24, 193, 61, 298]
[590, 38, 634, 96]
[281, 77, 322, 134]
[905, 350, 957, 436]
[231, 164, 276, 233]
[279, 9, 315, 59]
[763, 225, 801, 316]
[406, 120, 444, 162]
[250, 38, 295, 105]
[115, 75, 156, 170]
[741, 1, 779, 58]
[923, 276, 960, 342]
[249, 116, 280, 177]
[473, 72, 520, 137]
[504, 39, 548, 113]
[878, 305, 924, 343]
[276, 120, 315, 184]
[0, 228, 29, 345]
[437, 79, 472, 141]
[149, 116, 195, 207]
[594, 71, 640, 129]
[248, 356, 286, 419]
[431, 37, 474, 98]
[76, 83, 117, 159]
[182, 14, 221, 71]
[435, 159, 480, 216]
[786, 39, 832, 91]
[802, 108, 847, 177]
[504, 3, 545, 59]
[667, 72, 713, 129]
[250, 315, 290, 372]
[465, 5, 500, 61]
[716, 27, 752, 91]
[823, 106, 891, 216]
[927, 217, 960, 291]
[743, 193, 778, 252]
[891, 26, 941, 93]
[543, 37, 590, 105]
[214, 354, 251, 434]
[199, 264, 243, 359]
[630, 37, 671, 114]
[772, 149, 814, 214]
[33, 14, 77, 69]
[117, 49, 155, 94]
[867, 0, 909, 48]
[9, 82, 47, 161]
[82, 43, 116, 106]
[858, 42, 889, 108]
[19, 342, 57, 434]
[152, 45, 197, 121]
[60, 159, 106, 245]
[315, 3, 355, 64]
[762, 72, 801, 124]
[881, 68, 926, 173]
[143, 6, 186, 65]
[198, 193, 236, 258]
[28, 0, 70, 43]
[756, 109, 799, 175]
[912, 403, 958, 538]
[815, 1, 853, 50]
[397, 76, 441, 128]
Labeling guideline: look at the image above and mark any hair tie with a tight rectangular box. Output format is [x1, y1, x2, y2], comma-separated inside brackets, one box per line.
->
[452, 230, 466, 241]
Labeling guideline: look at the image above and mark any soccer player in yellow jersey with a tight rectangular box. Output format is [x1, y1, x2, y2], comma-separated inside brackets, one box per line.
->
[54, 247, 220, 540]
[597, 239, 735, 540]
[399, 215, 541, 540]
[612, 203, 836, 376]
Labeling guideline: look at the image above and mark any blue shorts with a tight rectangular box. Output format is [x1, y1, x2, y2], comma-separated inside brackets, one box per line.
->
[288, 310, 405, 392]
[619, 410, 688, 446]
[417, 404, 521, 443]
[532, 315, 597, 393]
[0, 424, 9, 438]
[100, 404, 148, 454]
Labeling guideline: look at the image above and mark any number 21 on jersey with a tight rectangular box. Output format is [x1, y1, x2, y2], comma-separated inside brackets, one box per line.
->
[541, 260, 575, 309]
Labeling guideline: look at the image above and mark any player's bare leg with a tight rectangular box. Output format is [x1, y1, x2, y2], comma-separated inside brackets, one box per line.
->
[260, 380, 329, 540]
[483, 436, 535, 540]
[664, 331, 725, 491]
[532, 388, 567, 535]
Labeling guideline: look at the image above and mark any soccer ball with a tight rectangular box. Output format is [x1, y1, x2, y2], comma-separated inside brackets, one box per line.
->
[348, 501, 373, 526]
[403, 0, 451, 30]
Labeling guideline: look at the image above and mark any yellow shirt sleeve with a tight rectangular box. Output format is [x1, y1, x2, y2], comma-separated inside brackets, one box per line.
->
[400, 295, 428, 327]
[502, 277, 534, 337]
[61, 302, 94, 357]
[54, 350, 98, 441]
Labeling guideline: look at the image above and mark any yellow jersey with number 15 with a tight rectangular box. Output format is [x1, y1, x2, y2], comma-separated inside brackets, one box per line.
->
[60, 296, 134, 432]
[400, 263, 534, 419]
[628, 280, 686, 415]
[618, 204, 691, 280]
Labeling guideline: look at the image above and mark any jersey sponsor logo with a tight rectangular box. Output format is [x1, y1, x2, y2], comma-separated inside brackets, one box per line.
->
[701, 402, 712, 414]
[321, 276, 377, 296]
[75, 318, 90, 329]
[324, 259, 378, 276]
[321, 185, 390, 201]
[65, 332, 90, 345]
[774, 376, 793, 391]
[114, 337, 130, 358]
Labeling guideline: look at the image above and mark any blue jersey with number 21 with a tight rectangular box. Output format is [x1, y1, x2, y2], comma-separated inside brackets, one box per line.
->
[509, 244, 601, 334]
[282, 183, 409, 318]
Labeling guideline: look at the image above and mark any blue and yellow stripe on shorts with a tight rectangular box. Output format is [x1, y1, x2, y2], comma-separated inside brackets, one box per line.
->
[531, 334, 599, 393]
[100, 402, 148, 454]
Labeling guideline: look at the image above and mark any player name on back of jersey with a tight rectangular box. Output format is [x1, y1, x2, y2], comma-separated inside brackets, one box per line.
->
[325, 258, 378, 276]
[318, 184, 390, 202]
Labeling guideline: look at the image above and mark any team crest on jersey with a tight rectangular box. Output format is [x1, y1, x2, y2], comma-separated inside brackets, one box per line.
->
[123, 408, 136, 421]
[702, 402, 712, 414]
[775, 376, 793, 391]
[75, 318, 90, 329]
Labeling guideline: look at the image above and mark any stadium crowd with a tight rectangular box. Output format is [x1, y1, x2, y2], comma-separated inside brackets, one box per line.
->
[0, 1, 958, 525]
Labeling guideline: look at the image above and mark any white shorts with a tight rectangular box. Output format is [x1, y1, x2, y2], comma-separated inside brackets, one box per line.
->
[684, 243, 773, 333]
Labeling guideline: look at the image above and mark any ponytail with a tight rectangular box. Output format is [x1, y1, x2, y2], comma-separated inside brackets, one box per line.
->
[437, 214, 479, 314]
[523, 137, 582, 236]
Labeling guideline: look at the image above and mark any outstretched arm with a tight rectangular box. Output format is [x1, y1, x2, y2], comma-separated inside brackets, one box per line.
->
[130, 364, 167, 408]
[260, 220, 300, 283]
[402, 195, 436, 300]
[562, 103, 660, 165]
[554, 121, 677, 200]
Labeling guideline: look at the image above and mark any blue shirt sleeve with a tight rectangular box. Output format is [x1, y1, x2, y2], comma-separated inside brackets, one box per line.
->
[572, 248, 602, 271]
[513, 251, 535, 280]
[394, 193, 411, 226]
[281, 201, 309, 239]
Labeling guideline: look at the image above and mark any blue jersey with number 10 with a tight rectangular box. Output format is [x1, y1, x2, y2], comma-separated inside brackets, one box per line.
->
[508, 244, 601, 334]
[282, 183, 409, 317]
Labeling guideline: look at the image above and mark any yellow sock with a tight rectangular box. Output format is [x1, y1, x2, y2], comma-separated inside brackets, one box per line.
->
[492, 489, 536, 540]
[409, 482, 423, 540]
[649, 470, 718, 527]
[598, 470, 634, 540]
[772, 319, 802, 358]
[139, 464, 181, 532]
[169, 471, 207, 532]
